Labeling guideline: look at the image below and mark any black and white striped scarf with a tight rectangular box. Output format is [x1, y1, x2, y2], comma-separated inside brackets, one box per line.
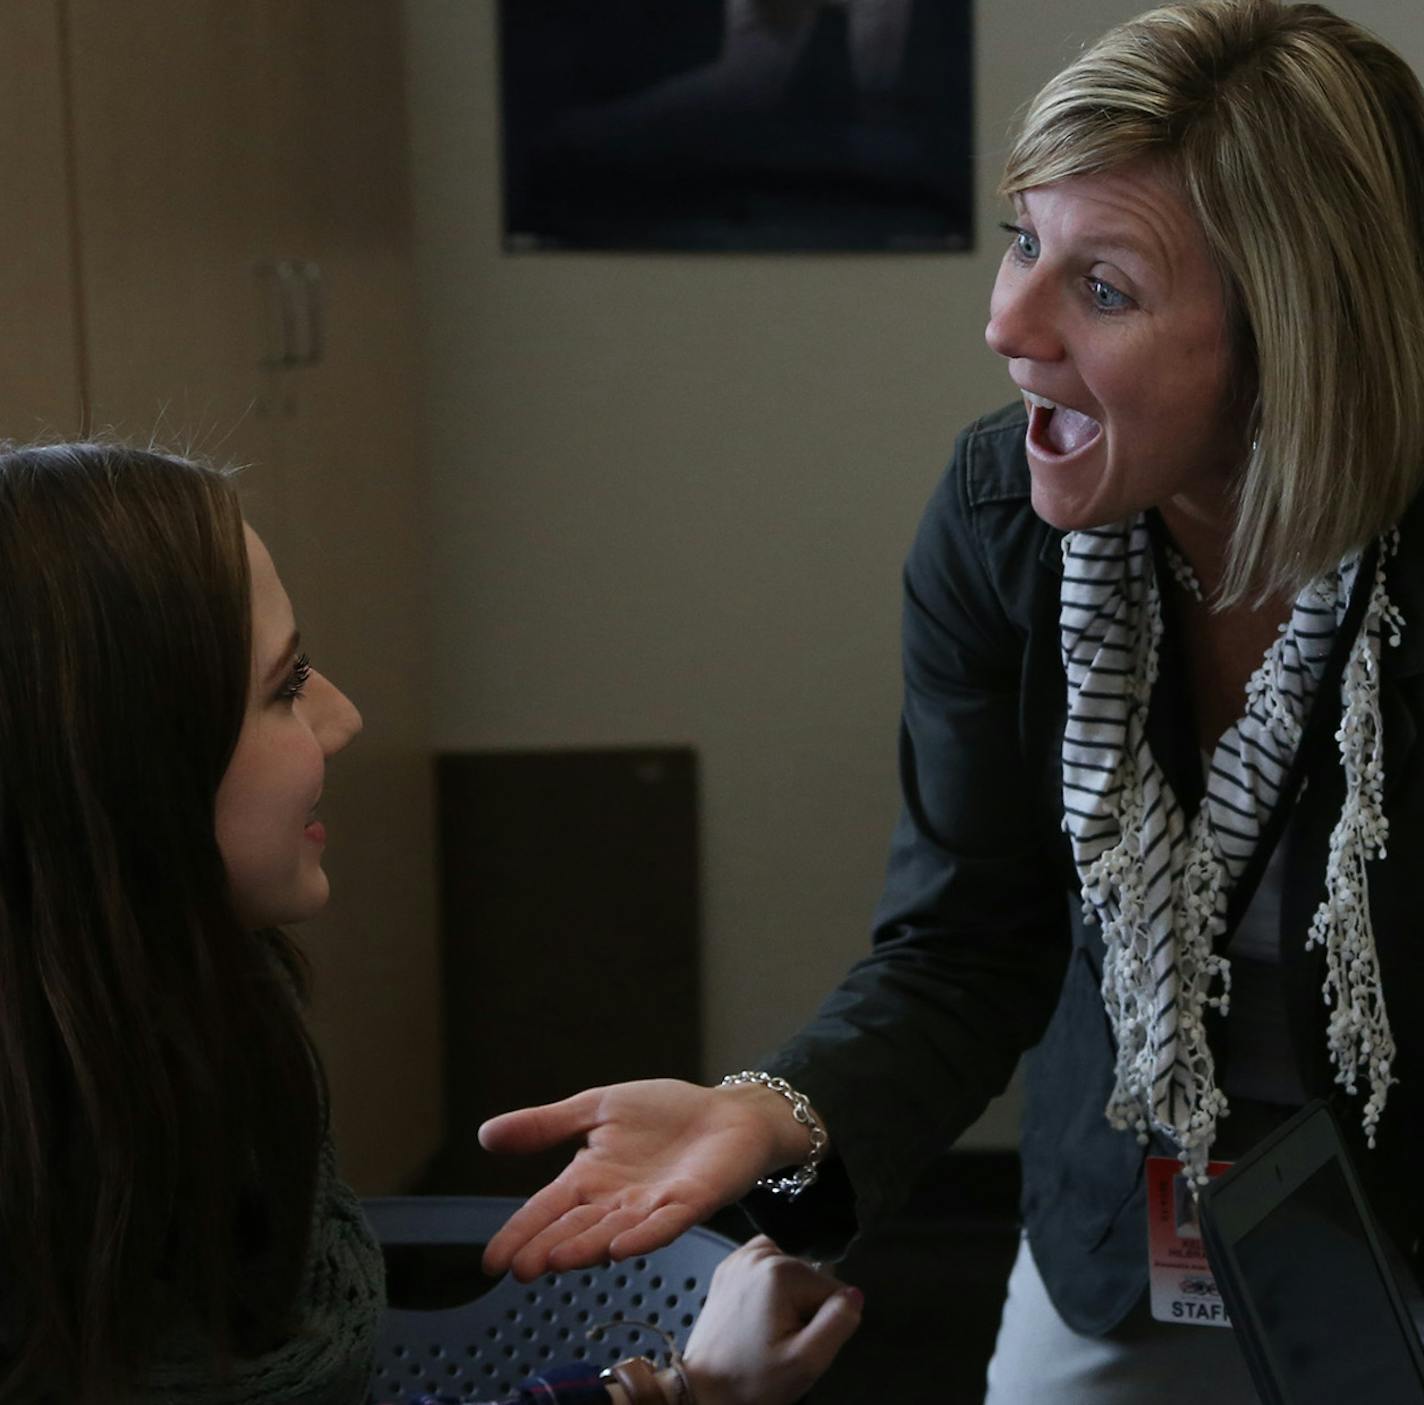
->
[1059, 516, 1403, 1180]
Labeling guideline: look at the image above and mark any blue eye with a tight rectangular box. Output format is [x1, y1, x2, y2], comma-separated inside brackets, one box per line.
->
[1087, 277, 1131, 313]
[999, 222, 1040, 262]
[277, 652, 311, 702]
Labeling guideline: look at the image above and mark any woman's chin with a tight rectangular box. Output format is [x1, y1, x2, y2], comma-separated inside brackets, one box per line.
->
[240, 873, 332, 930]
[1028, 479, 1112, 533]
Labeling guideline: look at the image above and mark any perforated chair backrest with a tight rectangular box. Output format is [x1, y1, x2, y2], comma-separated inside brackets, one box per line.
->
[363, 1196, 737, 1403]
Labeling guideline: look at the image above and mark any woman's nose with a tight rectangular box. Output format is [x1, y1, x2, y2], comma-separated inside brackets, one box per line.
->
[308, 670, 363, 756]
[984, 265, 1063, 365]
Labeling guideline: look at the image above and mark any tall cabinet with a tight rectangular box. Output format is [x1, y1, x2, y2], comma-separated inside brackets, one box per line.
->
[2, 1, 440, 1193]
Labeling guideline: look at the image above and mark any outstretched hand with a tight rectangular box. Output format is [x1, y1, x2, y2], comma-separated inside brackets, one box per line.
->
[683, 1235, 863, 1405]
[478, 1078, 801, 1281]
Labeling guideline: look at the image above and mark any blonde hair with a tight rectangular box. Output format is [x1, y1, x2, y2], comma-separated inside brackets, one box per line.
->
[1003, 0, 1424, 603]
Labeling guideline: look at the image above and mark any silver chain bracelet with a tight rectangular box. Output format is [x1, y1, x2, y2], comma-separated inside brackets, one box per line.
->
[719, 1070, 828, 1197]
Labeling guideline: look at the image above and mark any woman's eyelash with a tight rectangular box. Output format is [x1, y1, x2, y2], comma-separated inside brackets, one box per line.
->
[999, 221, 1039, 260]
[1086, 277, 1132, 314]
[277, 652, 311, 701]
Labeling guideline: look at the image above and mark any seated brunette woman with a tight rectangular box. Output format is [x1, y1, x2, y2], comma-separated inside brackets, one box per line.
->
[0, 442, 860, 1405]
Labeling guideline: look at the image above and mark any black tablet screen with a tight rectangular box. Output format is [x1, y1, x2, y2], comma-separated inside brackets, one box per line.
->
[1235, 1159, 1424, 1401]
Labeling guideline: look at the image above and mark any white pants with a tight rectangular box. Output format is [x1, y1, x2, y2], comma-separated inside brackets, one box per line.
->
[982, 1234, 1260, 1403]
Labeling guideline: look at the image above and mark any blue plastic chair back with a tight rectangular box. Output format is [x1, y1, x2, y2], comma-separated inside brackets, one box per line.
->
[363, 1196, 736, 1403]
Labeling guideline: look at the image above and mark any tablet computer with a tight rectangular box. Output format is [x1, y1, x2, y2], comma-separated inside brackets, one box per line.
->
[1198, 1098, 1424, 1404]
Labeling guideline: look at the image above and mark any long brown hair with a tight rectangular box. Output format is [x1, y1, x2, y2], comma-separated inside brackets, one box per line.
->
[0, 445, 324, 1400]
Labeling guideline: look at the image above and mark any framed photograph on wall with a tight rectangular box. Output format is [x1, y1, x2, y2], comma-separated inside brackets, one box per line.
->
[498, 0, 973, 253]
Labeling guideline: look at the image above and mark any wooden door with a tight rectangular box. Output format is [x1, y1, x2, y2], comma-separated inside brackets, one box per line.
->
[63, 0, 439, 1191]
[259, 0, 441, 1194]
[63, 0, 285, 543]
[0, 1, 82, 438]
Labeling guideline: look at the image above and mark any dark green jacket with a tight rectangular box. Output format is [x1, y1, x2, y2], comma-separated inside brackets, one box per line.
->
[753, 401, 1424, 1334]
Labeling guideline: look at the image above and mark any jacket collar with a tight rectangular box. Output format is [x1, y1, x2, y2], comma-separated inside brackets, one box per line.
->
[1039, 523, 1065, 576]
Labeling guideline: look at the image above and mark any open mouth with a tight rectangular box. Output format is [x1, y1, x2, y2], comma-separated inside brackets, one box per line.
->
[1023, 390, 1103, 459]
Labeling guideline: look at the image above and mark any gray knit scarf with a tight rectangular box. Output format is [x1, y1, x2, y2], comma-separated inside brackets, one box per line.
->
[137, 1137, 386, 1405]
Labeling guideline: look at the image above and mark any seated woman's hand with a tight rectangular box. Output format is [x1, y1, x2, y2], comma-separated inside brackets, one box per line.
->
[478, 1079, 816, 1281]
[681, 1235, 863, 1405]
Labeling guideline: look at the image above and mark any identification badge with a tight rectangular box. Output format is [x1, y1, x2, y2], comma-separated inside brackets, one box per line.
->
[1146, 1154, 1233, 1326]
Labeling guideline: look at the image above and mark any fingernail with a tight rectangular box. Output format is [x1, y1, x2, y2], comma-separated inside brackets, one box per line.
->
[843, 1286, 865, 1310]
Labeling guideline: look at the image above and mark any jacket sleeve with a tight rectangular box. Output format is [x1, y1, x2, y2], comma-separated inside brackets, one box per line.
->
[747, 416, 1071, 1254]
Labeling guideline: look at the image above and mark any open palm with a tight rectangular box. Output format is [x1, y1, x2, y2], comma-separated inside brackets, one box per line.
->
[478, 1079, 782, 1281]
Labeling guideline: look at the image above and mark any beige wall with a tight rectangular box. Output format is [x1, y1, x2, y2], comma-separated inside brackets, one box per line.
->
[401, 0, 1424, 1147]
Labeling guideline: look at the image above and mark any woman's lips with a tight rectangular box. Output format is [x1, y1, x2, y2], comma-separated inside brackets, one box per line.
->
[304, 819, 326, 845]
[1025, 397, 1103, 459]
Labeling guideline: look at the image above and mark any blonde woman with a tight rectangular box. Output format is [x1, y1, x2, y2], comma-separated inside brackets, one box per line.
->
[478, 2, 1424, 1398]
